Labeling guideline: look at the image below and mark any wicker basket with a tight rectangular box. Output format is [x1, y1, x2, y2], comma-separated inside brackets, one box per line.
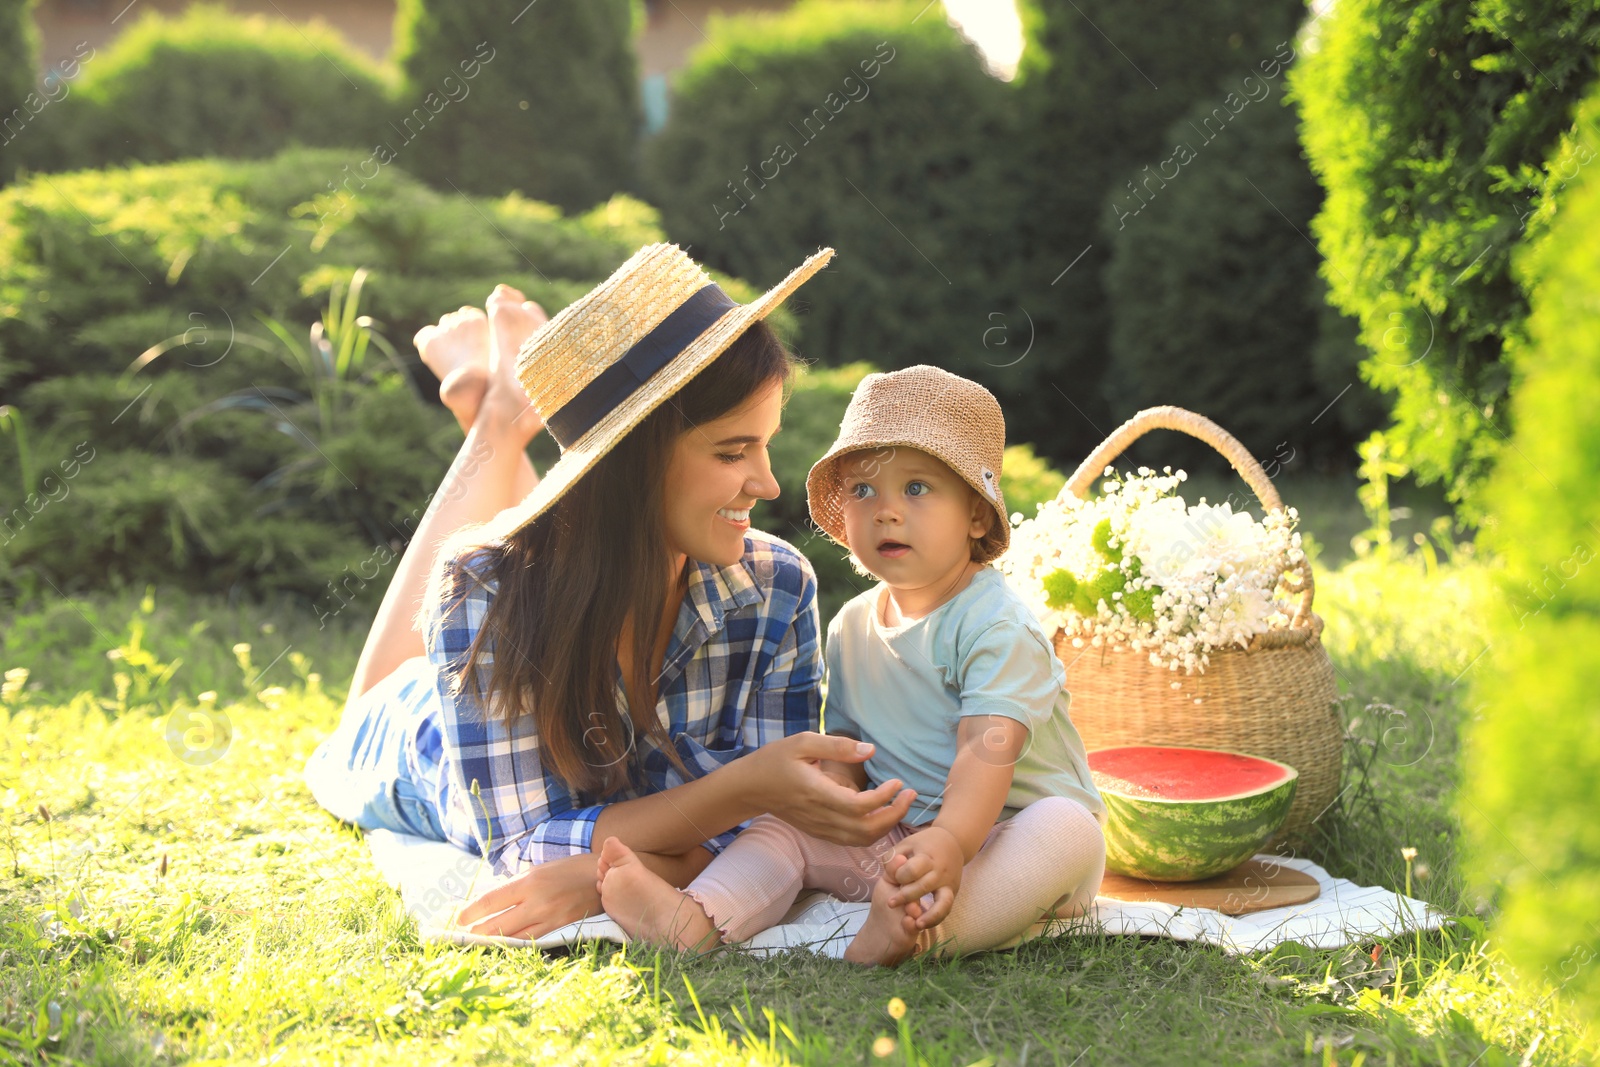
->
[1050, 407, 1342, 839]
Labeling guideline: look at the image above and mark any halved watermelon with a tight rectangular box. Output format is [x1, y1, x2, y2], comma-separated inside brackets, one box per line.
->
[1089, 745, 1299, 882]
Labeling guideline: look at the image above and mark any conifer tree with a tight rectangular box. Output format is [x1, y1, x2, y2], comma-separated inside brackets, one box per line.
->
[391, 0, 640, 212]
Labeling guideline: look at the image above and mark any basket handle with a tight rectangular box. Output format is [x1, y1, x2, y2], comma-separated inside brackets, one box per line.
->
[1062, 406, 1315, 628]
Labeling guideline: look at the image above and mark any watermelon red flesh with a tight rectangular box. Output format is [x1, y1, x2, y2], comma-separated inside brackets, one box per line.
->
[1089, 746, 1294, 801]
[1089, 746, 1299, 882]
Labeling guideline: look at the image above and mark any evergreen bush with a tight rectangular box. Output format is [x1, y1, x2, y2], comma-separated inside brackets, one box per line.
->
[0, 0, 42, 188]
[645, 1, 1020, 428]
[1103, 85, 1380, 469]
[29, 5, 392, 173]
[1288, 0, 1600, 518]
[1009, 0, 1309, 461]
[390, 0, 640, 212]
[1468, 82, 1600, 1031]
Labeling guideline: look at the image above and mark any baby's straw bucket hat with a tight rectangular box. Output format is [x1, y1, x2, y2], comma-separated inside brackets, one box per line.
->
[472, 242, 834, 543]
[806, 364, 1010, 564]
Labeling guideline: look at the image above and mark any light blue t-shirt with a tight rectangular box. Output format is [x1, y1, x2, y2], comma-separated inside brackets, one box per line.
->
[821, 567, 1105, 827]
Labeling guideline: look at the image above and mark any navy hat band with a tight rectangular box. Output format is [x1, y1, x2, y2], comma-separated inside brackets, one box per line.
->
[544, 283, 740, 450]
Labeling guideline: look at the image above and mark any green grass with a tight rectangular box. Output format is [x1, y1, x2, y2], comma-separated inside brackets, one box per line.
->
[1, 548, 1592, 1065]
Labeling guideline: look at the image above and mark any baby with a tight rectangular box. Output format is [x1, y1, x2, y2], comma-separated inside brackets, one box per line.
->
[596, 365, 1107, 965]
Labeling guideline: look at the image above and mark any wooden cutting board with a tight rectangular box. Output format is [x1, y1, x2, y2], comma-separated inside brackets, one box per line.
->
[1097, 858, 1320, 915]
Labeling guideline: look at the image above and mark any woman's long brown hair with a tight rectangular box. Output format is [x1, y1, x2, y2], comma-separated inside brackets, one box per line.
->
[430, 320, 796, 800]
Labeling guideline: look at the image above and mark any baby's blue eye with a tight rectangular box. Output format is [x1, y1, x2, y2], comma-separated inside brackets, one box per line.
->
[907, 481, 930, 497]
[848, 482, 875, 499]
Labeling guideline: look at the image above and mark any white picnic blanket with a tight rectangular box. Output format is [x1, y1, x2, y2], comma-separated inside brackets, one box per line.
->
[365, 830, 1448, 957]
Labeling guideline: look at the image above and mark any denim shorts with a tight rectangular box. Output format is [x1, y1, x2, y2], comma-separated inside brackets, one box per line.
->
[303, 656, 449, 842]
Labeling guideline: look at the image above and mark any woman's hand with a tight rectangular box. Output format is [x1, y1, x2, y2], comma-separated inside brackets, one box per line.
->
[737, 731, 916, 846]
[884, 824, 964, 928]
[453, 852, 601, 939]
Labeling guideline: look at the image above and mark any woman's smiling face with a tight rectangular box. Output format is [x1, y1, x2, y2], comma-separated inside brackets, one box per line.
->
[662, 377, 785, 567]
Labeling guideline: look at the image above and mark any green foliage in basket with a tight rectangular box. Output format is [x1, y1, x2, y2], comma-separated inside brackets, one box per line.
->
[1041, 518, 1159, 625]
[1468, 79, 1600, 1032]
[1286, 0, 1600, 519]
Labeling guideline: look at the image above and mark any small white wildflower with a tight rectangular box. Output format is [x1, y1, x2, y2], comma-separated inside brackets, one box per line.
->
[1000, 466, 1299, 673]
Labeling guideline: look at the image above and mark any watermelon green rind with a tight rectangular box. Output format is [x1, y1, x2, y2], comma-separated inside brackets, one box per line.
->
[1091, 747, 1299, 882]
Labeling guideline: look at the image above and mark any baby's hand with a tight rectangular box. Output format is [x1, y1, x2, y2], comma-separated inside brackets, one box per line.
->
[885, 825, 964, 928]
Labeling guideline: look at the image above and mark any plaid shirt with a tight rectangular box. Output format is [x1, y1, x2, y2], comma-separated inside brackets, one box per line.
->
[407, 528, 821, 874]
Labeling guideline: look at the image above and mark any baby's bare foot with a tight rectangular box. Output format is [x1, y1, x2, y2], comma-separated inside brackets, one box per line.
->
[414, 306, 490, 433]
[843, 874, 922, 967]
[478, 285, 548, 444]
[597, 838, 721, 953]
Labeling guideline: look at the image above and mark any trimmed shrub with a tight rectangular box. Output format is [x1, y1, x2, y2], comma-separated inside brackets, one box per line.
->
[1287, 0, 1600, 519]
[391, 0, 641, 212]
[0, 0, 41, 188]
[1008, 0, 1309, 462]
[0, 148, 673, 603]
[1103, 83, 1381, 469]
[29, 5, 392, 174]
[0, 148, 668, 389]
[645, 1, 1021, 425]
[1468, 84, 1600, 1031]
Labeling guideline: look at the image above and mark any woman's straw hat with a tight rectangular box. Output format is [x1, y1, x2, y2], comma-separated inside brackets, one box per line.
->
[806, 365, 1010, 564]
[475, 243, 833, 543]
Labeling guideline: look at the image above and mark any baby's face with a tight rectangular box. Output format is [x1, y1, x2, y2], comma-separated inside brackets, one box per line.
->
[836, 447, 992, 587]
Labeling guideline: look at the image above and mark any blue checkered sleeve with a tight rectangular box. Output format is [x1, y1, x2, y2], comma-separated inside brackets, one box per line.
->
[744, 542, 824, 749]
[425, 549, 600, 871]
[698, 541, 823, 857]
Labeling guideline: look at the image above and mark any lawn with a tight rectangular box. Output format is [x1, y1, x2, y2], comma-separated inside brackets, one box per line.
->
[1, 542, 1592, 1065]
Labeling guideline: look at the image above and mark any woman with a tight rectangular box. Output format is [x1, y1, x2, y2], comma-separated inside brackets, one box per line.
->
[304, 244, 917, 940]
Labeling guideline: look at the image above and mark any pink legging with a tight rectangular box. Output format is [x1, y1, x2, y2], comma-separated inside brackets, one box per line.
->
[683, 795, 1106, 956]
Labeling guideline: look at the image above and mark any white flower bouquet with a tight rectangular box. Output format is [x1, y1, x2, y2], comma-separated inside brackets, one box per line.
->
[999, 466, 1304, 674]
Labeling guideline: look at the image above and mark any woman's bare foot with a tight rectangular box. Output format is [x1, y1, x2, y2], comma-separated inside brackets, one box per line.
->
[414, 306, 490, 433]
[480, 284, 548, 445]
[843, 868, 924, 966]
[596, 838, 721, 953]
